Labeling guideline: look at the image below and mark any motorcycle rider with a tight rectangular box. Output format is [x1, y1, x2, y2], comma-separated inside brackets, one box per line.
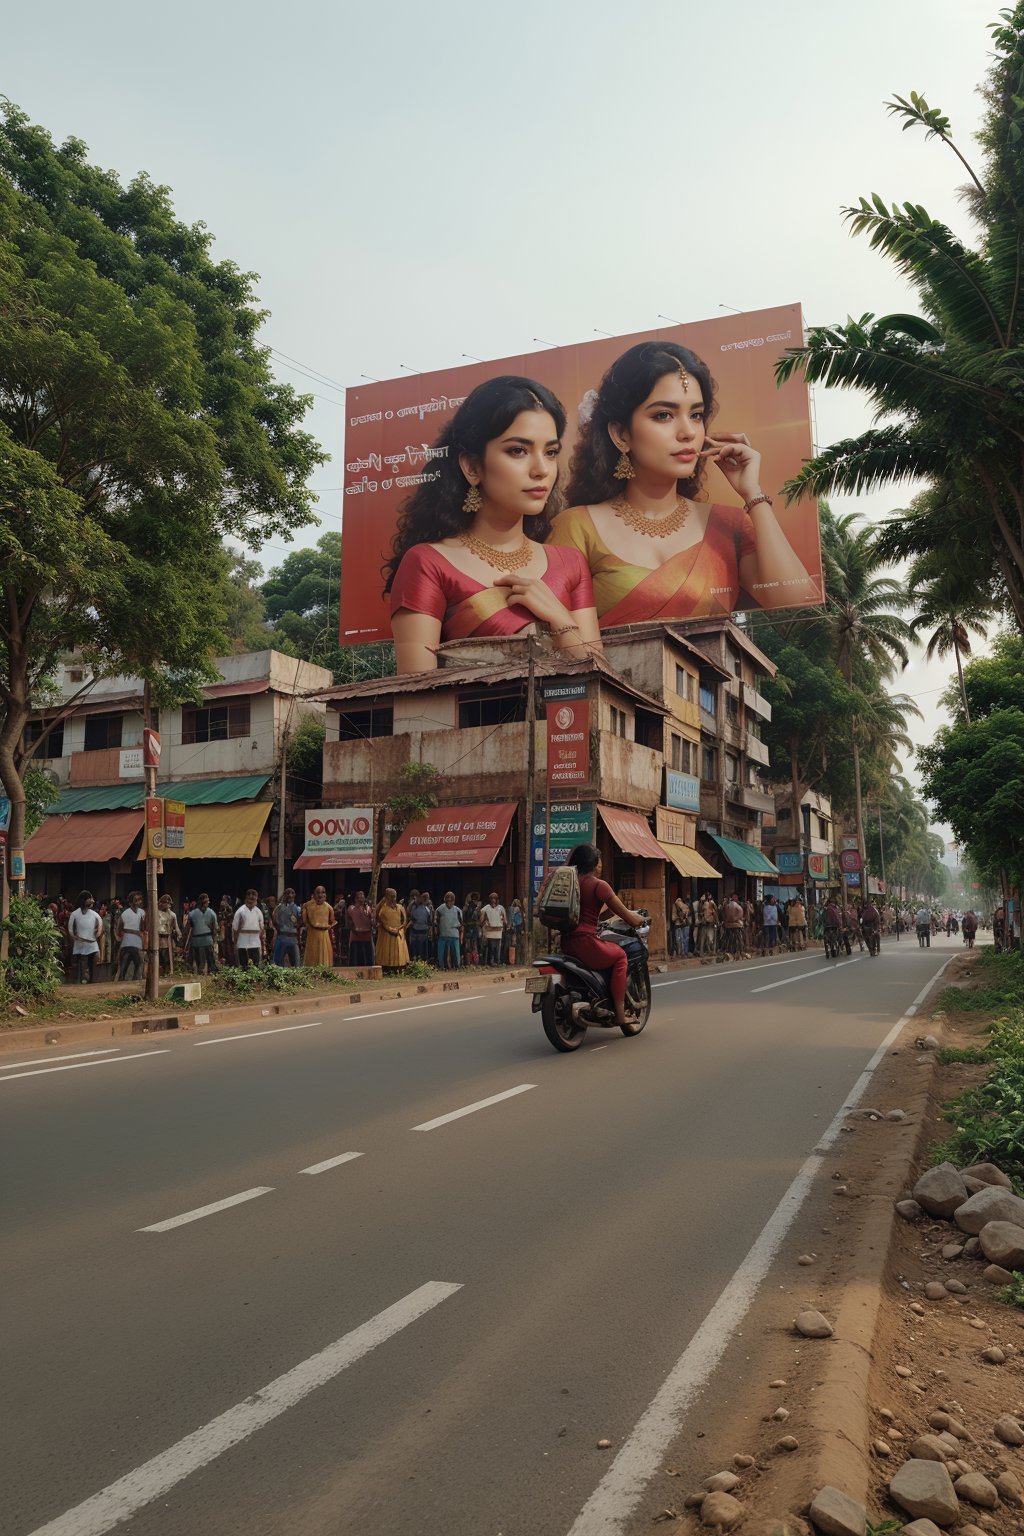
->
[563, 845, 644, 1028]
[823, 895, 842, 955]
[860, 897, 881, 954]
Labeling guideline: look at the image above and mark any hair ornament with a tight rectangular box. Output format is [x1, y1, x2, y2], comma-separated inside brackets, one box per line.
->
[577, 388, 599, 427]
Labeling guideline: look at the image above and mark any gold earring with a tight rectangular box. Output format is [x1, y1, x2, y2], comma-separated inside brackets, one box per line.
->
[463, 483, 483, 514]
[613, 451, 635, 481]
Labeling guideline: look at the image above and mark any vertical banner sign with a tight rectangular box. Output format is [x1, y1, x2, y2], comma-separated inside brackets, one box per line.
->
[543, 681, 589, 786]
[531, 802, 595, 893]
[807, 852, 829, 881]
[145, 797, 164, 856]
[143, 728, 161, 769]
[164, 800, 185, 850]
[11, 848, 26, 880]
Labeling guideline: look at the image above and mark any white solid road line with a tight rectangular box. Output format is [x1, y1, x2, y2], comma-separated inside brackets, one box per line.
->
[195, 1021, 323, 1046]
[750, 956, 862, 993]
[411, 1082, 536, 1132]
[348, 996, 473, 1020]
[0, 1047, 120, 1071]
[652, 953, 819, 988]
[299, 1151, 364, 1175]
[0, 1050, 170, 1083]
[137, 1186, 274, 1233]
[564, 955, 953, 1536]
[27, 1280, 462, 1536]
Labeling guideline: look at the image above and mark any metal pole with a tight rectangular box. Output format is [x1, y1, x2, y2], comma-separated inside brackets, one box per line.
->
[275, 729, 288, 900]
[523, 637, 538, 965]
[143, 681, 159, 1003]
[877, 803, 886, 892]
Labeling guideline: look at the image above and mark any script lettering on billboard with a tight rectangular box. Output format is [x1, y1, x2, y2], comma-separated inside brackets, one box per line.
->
[304, 808, 374, 866]
[339, 306, 822, 667]
[546, 699, 589, 785]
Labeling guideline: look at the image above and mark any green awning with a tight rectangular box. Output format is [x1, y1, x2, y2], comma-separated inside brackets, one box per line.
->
[49, 774, 271, 815]
[705, 832, 780, 877]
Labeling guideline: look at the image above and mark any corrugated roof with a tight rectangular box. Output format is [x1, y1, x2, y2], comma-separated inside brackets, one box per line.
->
[202, 679, 271, 699]
[49, 774, 271, 815]
[26, 809, 144, 864]
[315, 654, 667, 714]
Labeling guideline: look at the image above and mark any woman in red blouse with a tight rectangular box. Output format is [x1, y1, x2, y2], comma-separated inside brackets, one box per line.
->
[383, 377, 602, 674]
[563, 844, 644, 1028]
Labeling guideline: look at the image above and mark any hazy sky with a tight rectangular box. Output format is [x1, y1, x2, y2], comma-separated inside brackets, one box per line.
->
[4, 0, 999, 845]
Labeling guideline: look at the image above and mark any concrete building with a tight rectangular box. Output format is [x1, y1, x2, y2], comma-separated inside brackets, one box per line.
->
[23, 650, 330, 901]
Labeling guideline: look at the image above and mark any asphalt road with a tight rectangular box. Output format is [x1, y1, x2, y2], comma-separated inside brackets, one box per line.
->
[1, 934, 960, 1536]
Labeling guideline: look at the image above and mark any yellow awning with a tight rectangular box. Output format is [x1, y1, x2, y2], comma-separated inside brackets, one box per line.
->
[658, 840, 720, 880]
[157, 801, 272, 860]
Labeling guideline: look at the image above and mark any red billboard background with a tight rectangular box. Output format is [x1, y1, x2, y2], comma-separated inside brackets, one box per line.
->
[339, 304, 820, 643]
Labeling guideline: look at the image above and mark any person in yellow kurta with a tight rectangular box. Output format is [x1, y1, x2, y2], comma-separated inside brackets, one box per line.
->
[374, 889, 410, 971]
[301, 886, 336, 967]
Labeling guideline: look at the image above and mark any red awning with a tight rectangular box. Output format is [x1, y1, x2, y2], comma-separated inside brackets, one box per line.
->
[383, 803, 517, 868]
[26, 809, 145, 864]
[597, 804, 666, 861]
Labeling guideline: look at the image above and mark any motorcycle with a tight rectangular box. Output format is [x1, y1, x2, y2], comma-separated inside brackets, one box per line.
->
[525, 914, 652, 1054]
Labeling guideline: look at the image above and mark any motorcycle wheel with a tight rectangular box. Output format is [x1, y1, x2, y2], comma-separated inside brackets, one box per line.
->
[541, 986, 587, 1053]
[620, 971, 652, 1036]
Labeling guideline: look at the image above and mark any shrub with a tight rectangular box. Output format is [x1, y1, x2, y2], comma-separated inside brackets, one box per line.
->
[1, 894, 63, 1002]
[402, 959, 435, 979]
[930, 1004, 1024, 1191]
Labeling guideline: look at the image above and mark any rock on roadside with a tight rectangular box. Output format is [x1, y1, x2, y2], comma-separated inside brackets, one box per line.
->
[794, 1309, 834, 1338]
[896, 1200, 924, 1221]
[900, 1522, 946, 1536]
[961, 1161, 1012, 1189]
[953, 1472, 999, 1508]
[954, 1184, 1024, 1234]
[912, 1164, 969, 1219]
[889, 1461, 959, 1525]
[700, 1491, 743, 1529]
[994, 1413, 1024, 1446]
[807, 1486, 866, 1536]
[978, 1220, 1024, 1269]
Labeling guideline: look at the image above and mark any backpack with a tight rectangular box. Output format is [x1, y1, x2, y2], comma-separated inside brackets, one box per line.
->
[536, 863, 581, 933]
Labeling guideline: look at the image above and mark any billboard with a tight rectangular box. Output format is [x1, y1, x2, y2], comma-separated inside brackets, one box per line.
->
[340, 304, 821, 666]
[531, 802, 595, 893]
[297, 808, 374, 870]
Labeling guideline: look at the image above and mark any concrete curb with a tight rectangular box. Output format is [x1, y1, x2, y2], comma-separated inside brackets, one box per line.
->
[810, 964, 951, 1514]
[0, 967, 531, 1055]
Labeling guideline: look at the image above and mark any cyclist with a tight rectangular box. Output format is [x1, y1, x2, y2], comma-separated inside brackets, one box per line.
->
[860, 898, 882, 956]
[823, 895, 842, 958]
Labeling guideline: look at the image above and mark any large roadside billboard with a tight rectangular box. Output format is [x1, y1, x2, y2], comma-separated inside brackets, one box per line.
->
[339, 304, 821, 655]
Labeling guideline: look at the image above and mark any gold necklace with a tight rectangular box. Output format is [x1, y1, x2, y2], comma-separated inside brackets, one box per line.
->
[610, 495, 691, 538]
[458, 532, 533, 572]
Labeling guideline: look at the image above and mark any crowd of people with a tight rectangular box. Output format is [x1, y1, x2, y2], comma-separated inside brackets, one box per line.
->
[42, 884, 530, 984]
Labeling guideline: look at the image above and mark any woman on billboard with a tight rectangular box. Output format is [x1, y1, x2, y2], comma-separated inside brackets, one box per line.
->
[548, 342, 818, 622]
[383, 377, 601, 674]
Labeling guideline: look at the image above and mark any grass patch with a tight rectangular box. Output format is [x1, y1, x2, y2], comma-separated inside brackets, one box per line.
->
[930, 1010, 1024, 1192]
[933, 949, 1024, 1015]
[995, 1270, 1024, 1310]
[936, 1045, 992, 1064]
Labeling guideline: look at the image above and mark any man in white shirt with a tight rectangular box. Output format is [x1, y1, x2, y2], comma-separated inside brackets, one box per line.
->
[232, 888, 266, 968]
[116, 891, 147, 981]
[69, 889, 104, 984]
[480, 891, 507, 966]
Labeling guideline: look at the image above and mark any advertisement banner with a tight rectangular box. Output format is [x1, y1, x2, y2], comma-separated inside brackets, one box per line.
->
[546, 697, 590, 785]
[776, 850, 804, 875]
[531, 801, 595, 892]
[807, 852, 829, 881]
[143, 728, 161, 768]
[164, 800, 185, 851]
[144, 796, 164, 856]
[119, 748, 144, 780]
[839, 848, 862, 874]
[340, 304, 821, 658]
[665, 769, 701, 814]
[655, 806, 695, 848]
[302, 808, 374, 869]
[843, 871, 862, 887]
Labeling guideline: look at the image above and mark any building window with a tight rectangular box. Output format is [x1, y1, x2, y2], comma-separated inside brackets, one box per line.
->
[670, 733, 683, 771]
[24, 718, 65, 758]
[748, 719, 762, 741]
[675, 664, 696, 702]
[725, 752, 739, 784]
[726, 693, 739, 722]
[83, 713, 123, 751]
[337, 705, 395, 740]
[672, 736, 695, 773]
[701, 744, 717, 781]
[818, 815, 829, 840]
[458, 692, 524, 728]
[699, 683, 716, 716]
[609, 705, 627, 737]
[181, 701, 252, 745]
[731, 651, 742, 678]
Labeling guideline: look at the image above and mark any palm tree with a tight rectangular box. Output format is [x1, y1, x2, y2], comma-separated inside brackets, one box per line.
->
[774, 17, 1024, 632]
[907, 548, 996, 722]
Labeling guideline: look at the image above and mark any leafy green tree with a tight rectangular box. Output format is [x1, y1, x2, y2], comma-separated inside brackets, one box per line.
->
[0, 104, 326, 863]
[260, 532, 395, 683]
[919, 710, 1024, 895]
[775, 10, 1024, 630]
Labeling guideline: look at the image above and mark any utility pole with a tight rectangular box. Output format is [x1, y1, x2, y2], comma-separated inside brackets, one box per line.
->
[522, 636, 538, 966]
[143, 680, 159, 1003]
[275, 729, 288, 900]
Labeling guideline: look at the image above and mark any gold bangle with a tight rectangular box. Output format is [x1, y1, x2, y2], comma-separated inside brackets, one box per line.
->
[550, 622, 581, 637]
[744, 493, 773, 514]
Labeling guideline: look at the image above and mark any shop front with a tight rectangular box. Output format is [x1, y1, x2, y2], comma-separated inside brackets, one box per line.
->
[700, 831, 780, 899]
[381, 801, 521, 906]
[596, 803, 669, 959]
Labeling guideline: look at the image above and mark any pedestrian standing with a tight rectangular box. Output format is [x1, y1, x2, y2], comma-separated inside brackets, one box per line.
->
[185, 892, 220, 974]
[116, 892, 147, 981]
[508, 898, 525, 963]
[722, 893, 745, 958]
[761, 894, 780, 953]
[333, 893, 348, 963]
[375, 888, 410, 971]
[435, 892, 464, 969]
[346, 890, 375, 967]
[300, 885, 336, 967]
[272, 888, 302, 967]
[68, 890, 103, 984]
[462, 890, 481, 966]
[672, 893, 691, 956]
[232, 889, 266, 969]
[156, 894, 182, 975]
[787, 895, 807, 949]
[406, 890, 434, 961]
[480, 891, 507, 966]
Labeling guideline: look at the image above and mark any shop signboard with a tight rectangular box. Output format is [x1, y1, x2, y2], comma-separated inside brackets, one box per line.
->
[532, 802, 595, 893]
[839, 848, 862, 873]
[145, 797, 164, 856]
[546, 697, 589, 785]
[807, 852, 829, 881]
[665, 769, 701, 813]
[302, 808, 374, 869]
[776, 850, 804, 875]
[119, 748, 144, 779]
[164, 800, 185, 850]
